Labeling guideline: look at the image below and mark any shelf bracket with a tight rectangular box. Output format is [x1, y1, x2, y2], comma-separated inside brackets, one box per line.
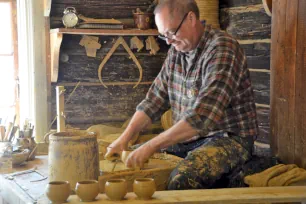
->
[98, 36, 143, 89]
[44, 0, 52, 17]
[50, 32, 63, 82]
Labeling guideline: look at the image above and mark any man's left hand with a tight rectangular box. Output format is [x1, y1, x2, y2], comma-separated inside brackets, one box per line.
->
[125, 142, 156, 169]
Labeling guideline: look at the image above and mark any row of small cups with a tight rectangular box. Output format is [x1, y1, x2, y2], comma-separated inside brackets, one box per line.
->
[46, 178, 156, 203]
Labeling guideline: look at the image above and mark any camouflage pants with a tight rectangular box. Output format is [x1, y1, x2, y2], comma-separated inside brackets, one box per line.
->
[165, 133, 254, 190]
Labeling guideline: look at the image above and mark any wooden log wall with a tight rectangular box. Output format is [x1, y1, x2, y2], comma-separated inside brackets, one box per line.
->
[220, 0, 271, 144]
[50, 0, 272, 145]
[50, 0, 153, 28]
[50, 0, 167, 128]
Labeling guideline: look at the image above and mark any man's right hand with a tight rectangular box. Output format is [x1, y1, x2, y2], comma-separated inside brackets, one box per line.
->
[104, 111, 152, 161]
[104, 137, 128, 161]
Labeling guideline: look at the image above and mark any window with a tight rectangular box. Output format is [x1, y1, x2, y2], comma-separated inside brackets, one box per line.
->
[0, 1, 18, 123]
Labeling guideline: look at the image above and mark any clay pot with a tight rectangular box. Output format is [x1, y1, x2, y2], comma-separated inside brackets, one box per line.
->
[27, 137, 37, 160]
[16, 138, 31, 149]
[161, 109, 173, 130]
[12, 149, 30, 166]
[133, 178, 156, 200]
[75, 180, 99, 202]
[48, 131, 99, 191]
[105, 179, 127, 201]
[133, 13, 153, 30]
[45, 181, 70, 204]
[15, 137, 37, 160]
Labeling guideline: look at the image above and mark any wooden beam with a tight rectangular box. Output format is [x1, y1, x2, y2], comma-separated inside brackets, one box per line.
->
[56, 86, 65, 132]
[57, 81, 153, 87]
[294, 0, 306, 168]
[45, 16, 52, 139]
[50, 28, 159, 36]
[11, 0, 19, 126]
[37, 186, 306, 204]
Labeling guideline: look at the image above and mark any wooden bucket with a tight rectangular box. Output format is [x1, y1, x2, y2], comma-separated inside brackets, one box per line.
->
[99, 153, 183, 192]
[195, 0, 220, 29]
[48, 131, 100, 191]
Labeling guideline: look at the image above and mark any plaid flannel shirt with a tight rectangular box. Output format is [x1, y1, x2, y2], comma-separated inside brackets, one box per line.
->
[136, 25, 259, 140]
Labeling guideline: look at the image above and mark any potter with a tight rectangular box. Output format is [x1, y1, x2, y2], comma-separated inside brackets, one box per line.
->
[105, 0, 258, 190]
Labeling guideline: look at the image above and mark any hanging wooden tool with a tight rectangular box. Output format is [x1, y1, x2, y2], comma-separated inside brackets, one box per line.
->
[77, 14, 124, 29]
[79, 35, 101, 57]
[78, 14, 123, 24]
[130, 36, 144, 52]
[98, 37, 143, 89]
[146, 36, 160, 55]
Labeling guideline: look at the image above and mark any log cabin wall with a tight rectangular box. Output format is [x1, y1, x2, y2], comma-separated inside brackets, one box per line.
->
[220, 0, 271, 145]
[50, 0, 167, 127]
[50, 0, 272, 146]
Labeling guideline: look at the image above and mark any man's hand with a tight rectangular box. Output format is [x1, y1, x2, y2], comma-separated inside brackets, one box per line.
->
[125, 142, 156, 169]
[104, 137, 128, 161]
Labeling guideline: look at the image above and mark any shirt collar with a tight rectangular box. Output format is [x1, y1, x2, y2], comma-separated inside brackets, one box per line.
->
[180, 24, 212, 57]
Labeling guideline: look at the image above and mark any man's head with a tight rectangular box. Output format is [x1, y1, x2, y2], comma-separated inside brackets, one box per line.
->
[154, 0, 203, 52]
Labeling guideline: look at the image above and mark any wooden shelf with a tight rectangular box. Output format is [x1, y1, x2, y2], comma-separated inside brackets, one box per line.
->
[50, 28, 159, 36]
[50, 28, 159, 83]
[56, 81, 153, 87]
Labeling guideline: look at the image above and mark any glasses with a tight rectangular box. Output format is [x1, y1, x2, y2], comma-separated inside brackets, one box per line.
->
[158, 12, 189, 41]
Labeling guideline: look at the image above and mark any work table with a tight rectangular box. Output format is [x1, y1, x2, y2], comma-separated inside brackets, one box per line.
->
[0, 156, 306, 204]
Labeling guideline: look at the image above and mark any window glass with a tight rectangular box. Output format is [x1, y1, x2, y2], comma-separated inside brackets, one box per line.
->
[0, 3, 12, 55]
[0, 2, 15, 121]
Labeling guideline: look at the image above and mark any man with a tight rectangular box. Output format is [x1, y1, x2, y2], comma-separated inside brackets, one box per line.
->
[106, 0, 259, 190]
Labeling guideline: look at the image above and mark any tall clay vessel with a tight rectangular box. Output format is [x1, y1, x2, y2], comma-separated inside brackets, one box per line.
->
[48, 131, 99, 190]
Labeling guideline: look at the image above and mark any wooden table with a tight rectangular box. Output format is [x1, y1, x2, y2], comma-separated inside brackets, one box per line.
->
[1, 155, 306, 204]
[0, 155, 48, 204]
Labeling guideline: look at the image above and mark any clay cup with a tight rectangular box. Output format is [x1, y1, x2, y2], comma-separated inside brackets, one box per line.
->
[105, 179, 127, 201]
[133, 178, 156, 200]
[45, 181, 70, 204]
[75, 180, 99, 202]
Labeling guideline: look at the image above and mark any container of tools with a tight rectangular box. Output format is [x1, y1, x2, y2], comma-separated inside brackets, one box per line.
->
[16, 123, 37, 161]
[0, 115, 18, 171]
[0, 141, 13, 173]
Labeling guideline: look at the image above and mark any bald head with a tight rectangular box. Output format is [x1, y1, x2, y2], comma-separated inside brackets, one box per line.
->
[154, 0, 200, 19]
